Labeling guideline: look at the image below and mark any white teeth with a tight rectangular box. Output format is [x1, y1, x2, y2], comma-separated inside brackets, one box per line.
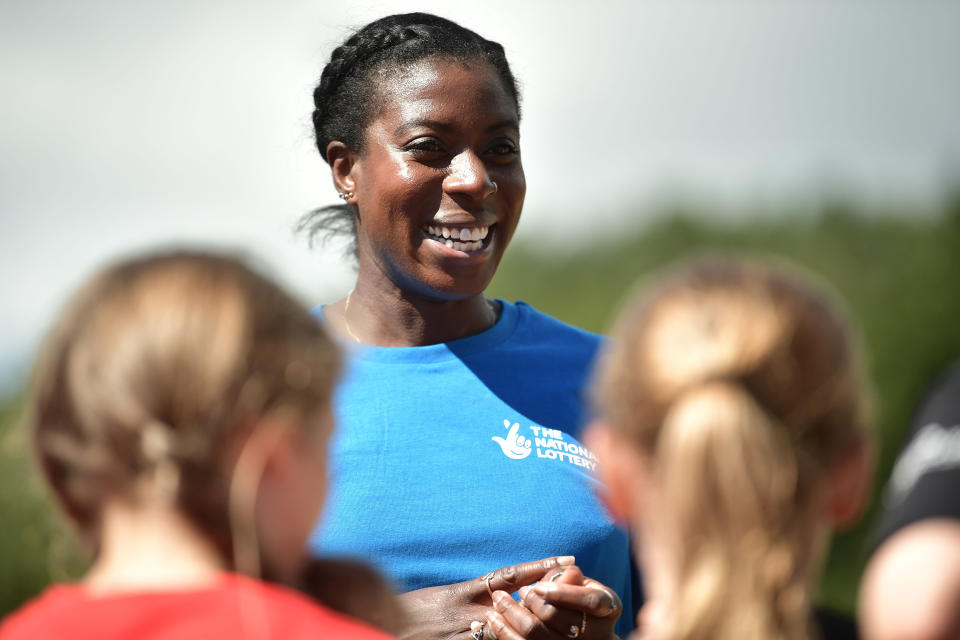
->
[424, 224, 491, 247]
[450, 240, 483, 252]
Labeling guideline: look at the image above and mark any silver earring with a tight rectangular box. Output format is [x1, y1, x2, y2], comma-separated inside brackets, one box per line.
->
[338, 191, 353, 201]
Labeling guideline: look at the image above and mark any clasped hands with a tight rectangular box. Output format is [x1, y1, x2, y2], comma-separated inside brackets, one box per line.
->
[398, 556, 622, 640]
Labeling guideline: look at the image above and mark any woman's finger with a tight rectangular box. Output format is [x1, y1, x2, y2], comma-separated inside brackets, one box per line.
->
[489, 589, 553, 639]
[582, 579, 622, 618]
[476, 556, 576, 600]
[532, 581, 622, 619]
[543, 564, 584, 587]
[484, 610, 523, 640]
[518, 585, 584, 636]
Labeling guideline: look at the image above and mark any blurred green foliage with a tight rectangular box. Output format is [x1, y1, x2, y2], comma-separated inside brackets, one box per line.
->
[1, 196, 957, 618]
[0, 398, 88, 618]
[489, 195, 960, 614]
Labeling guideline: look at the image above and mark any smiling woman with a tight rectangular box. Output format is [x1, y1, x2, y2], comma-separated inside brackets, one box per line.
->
[301, 13, 635, 640]
[328, 58, 525, 311]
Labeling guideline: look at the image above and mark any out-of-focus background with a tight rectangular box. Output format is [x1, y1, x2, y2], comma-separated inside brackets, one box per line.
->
[2, 0, 958, 619]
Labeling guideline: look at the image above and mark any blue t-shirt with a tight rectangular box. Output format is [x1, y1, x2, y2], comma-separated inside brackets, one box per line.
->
[310, 300, 636, 637]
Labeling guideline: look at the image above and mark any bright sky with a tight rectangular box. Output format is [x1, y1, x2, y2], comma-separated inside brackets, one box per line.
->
[1, 0, 958, 393]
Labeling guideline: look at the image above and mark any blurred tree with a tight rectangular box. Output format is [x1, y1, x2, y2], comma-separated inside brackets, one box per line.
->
[489, 194, 960, 614]
[0, 398, 88, 618]
[1, 196, 957, 617]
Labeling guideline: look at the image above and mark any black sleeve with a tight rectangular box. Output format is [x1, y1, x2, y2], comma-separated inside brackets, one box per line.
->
[814, 606, 860, 640]
[873, 362, 960, 548]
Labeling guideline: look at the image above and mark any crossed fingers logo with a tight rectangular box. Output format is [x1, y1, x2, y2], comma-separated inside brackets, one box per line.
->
[492, 419, 532, 459]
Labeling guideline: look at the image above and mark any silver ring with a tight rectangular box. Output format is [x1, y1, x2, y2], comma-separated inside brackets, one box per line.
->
[471, 620, 485, 640]
[567, 612, 586, 638]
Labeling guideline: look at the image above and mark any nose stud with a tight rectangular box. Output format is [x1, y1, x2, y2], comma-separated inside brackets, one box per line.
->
[490, 180, 498, 194]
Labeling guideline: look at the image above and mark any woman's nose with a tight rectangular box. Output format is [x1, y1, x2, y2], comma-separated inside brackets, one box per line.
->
[443, 150, 497, 200]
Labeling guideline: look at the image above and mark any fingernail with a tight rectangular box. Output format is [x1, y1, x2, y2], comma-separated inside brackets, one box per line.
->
[493, 590, 509, 607]
[557, 555, 575, 566]
[533, 582, 554, 597]
[518, 586, 530, 600]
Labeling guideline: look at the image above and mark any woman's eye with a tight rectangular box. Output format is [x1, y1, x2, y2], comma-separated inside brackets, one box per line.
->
[403, 139, 445, 154]
[488, 141, 519, 156]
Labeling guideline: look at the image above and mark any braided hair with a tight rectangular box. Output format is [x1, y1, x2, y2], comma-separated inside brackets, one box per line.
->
[300, 13, 521, 256]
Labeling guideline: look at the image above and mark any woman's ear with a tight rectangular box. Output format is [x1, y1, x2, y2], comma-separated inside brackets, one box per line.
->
[259, 424, 298, 480]
[584, 420, 638, 525]
[826, 434, 875, 528]
[326, 141, 359, 197]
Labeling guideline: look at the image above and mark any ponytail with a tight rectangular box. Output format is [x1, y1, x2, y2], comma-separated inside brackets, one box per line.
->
[653, 381, 815, 640]
[594, 257, 870, 640]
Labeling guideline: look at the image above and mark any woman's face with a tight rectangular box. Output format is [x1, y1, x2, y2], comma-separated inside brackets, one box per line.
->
[346, 58, 525, 299]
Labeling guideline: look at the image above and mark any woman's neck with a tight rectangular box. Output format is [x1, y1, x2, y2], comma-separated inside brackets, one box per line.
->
[331, 278, 499, 347]
[84, 498, 226, 595]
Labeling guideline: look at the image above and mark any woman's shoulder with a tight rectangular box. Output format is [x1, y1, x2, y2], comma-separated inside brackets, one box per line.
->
[0, 583, 82, 639]
[219, 574, 396, 640]
[0, 576, 395, 640]
[507, 300, 606, 350]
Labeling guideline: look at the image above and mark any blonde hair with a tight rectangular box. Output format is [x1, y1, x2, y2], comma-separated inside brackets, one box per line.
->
[24, 251, 340, 568]
[593, 257, 870, 640]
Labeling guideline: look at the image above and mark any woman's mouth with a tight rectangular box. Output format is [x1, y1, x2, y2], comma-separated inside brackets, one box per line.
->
[421, 223, 493, 253]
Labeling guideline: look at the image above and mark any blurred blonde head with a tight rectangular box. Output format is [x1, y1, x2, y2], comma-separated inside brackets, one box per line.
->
[590, 256, 872, 640]
[24, 251, 340, 578]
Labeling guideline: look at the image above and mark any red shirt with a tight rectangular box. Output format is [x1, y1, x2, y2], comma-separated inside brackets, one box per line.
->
[0, 573, 395, 640]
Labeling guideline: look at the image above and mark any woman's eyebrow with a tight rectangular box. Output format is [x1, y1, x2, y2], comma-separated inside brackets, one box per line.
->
[394, 119, 452, 135]
[393, 118, 519, 135]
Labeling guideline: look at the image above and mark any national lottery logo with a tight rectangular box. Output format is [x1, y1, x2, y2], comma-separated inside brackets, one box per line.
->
[492, 419, 533, 459]
[491, 418, 598, 470]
